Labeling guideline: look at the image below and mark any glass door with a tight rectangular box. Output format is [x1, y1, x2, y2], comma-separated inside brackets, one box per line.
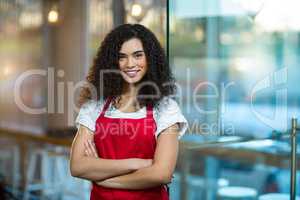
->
[168, 0, 300, 199]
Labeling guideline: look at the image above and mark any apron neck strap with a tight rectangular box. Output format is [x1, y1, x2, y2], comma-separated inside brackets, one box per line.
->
[146, 104, 154, 119]
[99, 96, 113, 118]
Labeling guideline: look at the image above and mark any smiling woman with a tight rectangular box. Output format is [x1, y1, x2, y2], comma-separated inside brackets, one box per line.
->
[79, 23, 176, 110]
[70, 24, 188, 200]
[118, 38, 148, 84]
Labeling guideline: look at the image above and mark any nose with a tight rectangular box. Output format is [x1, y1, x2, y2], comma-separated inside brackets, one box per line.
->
[127, 56, 136, 68]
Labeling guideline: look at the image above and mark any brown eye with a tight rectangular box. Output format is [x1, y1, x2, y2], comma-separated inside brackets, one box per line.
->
[134, 53, 143, 58]
[118, 55, 126, 60]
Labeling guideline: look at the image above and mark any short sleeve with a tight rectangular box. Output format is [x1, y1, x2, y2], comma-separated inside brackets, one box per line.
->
[75, 100, 99, 132]
[154, 97, 189, 140]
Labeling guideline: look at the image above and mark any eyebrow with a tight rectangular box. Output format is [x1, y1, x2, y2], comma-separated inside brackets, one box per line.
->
[118, 50, 144, 56]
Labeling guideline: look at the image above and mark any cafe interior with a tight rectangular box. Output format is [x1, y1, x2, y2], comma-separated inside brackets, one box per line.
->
[0, 0, 300, 199]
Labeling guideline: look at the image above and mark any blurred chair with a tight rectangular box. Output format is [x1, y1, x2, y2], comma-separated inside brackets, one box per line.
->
[0, 139, 20, 196]
[258, 193, 300, 200]
[186, 174, 205, 200]
[23, 146, 62, 200]
[61, 178, 90, 200]
[23, 145, 90, 200]
[217, 186, 257, 200]
[220, 165, 269, 195]
[276, 169, 300, 195]
[169, 172, 230, 200]
[187, 175, 229, 200]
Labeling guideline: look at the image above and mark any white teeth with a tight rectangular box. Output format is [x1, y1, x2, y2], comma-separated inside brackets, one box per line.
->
[125, 70, 139, 77]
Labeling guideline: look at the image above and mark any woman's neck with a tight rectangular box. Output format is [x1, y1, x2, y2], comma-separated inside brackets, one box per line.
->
[121, 83, 138, 99]
[114, 83, 141, 112]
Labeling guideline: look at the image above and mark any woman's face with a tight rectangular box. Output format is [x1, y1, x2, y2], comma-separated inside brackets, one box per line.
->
[118, 38, 148, 84]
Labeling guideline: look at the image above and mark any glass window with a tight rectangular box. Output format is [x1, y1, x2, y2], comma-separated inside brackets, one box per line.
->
[170, 0, 300, 138]
[88, 0, 167, 57]
[0, 0, 45, 133]
[169, 1, 300, 199]
[125, 0, 166, 46]
[88, 0, 113, 57]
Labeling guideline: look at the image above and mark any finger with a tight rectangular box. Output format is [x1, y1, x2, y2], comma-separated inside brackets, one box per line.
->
[83, 141, 88, 154]
[88, 140, 98, 158]
[84, 141, 93, 157]
[86, 140, 95, 157]
[85, 149, 89, 156]
[90, 141, 98, 158]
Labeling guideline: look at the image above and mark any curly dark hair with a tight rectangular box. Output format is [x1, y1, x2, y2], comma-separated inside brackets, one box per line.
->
[79, 23, 176, 108]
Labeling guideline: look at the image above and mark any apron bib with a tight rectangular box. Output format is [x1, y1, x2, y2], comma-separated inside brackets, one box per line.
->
[90, 97, 169, 200]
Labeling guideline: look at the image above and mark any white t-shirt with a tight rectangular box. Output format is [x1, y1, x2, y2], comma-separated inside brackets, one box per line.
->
[75, 97, 188, 140]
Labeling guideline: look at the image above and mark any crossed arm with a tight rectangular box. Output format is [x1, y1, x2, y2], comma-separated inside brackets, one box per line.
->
[69, 124, 179, 189]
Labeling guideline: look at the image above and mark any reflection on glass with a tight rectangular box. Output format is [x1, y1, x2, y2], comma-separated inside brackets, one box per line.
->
[0, 0, 44, 133]
[170, 0, 300, 199]
[170, 0, 300, 138]
[89, 0, 113, 57]
[125, 0, 166, 46]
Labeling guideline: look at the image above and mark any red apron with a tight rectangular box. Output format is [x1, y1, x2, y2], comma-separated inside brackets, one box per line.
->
[91, 97, 169, 200]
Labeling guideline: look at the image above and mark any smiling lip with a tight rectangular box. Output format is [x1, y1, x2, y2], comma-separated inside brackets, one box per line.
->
[124, 70, 140, 78]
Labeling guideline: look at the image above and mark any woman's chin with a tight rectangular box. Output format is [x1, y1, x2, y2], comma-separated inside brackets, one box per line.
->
[124, 79, 141, 84]
[122, 76, 143, 84]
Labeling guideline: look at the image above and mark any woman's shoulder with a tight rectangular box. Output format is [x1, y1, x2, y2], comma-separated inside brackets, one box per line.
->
[75, 99, 105, 131]
[80, 98, 105, 111]
[154, 96, 181, 115]
[153, 96, 185, 125]
[153, 96, 189, 139]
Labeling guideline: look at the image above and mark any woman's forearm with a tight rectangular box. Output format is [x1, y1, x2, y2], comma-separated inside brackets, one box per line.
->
[70, 127, 153, 182]
[94, 128, 179, 190]
[70, 157, 151, 182]
[96, 164, 171, 190]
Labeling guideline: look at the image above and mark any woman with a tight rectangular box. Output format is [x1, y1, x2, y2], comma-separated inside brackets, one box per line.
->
[70, 24, 188, 200]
